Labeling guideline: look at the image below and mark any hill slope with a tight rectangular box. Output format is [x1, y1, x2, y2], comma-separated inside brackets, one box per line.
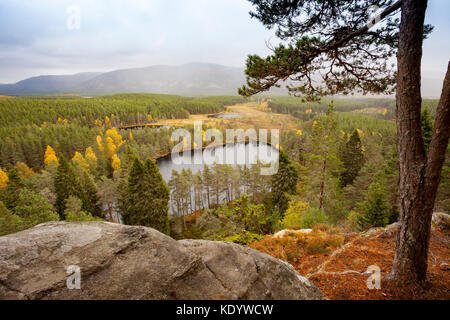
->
[0, 63, 246, 96]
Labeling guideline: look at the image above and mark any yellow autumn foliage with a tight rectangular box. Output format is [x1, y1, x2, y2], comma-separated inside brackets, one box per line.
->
[72, 152, 90, 171]
[105, 137, 117, 159]
[111, 154, 121, 175]
[96, 135, 104, 152]
[0, 168, 8, 190]
[57, 117, 68, 125]
[105, 116, 111, 128]
[94, 119, 103, 128]
[105, 128, 124, 147]
[44, 146, 58, 167]
[97, 129, 124, 160]
[85, 147, 98, 172]
[356, 128, 364, 137]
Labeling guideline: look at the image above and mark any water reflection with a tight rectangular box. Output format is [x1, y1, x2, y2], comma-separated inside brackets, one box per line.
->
[156, 141, 278, 182]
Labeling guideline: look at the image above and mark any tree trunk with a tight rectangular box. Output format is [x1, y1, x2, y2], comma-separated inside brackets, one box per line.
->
[319, 154, 327, 210]
[390, 0, 450, 283]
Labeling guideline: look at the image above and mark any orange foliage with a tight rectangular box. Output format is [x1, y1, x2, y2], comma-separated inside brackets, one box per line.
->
[250, 229, 344, 264]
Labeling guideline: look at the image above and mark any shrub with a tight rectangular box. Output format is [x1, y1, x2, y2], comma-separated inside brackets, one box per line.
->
[250, 236, 306, 263]
[219, 230, 264, 245]
[250, 230, 344, 263]
[267, 208, 283, 233]
[281, 200, 309, 229]
[232, 194, 272, 234]
[301, 207, 327, 228]
[304, 232, 344, 254]
[311, 223, 341, 235]
[357, 182, 391, 230]
[177, 225, 205, 240]
[345, 210, 361, 231]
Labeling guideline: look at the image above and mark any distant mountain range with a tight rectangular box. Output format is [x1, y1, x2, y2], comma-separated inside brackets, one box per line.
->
[0, 62, 443, 97]
[0, 63, 247, 96]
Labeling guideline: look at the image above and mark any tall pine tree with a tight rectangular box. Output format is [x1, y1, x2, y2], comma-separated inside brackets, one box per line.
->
[357, 182, 391, 230]
[145, 158, 170, 233]
[2, 169, 24, 210]
[80, 169, 102, 218]
[120, 157, 170, 235]
[421, 106, 433, 154]
[271, 151, 298, 215]
[339, 129, 365, 187]
[54, 156, 88, 218]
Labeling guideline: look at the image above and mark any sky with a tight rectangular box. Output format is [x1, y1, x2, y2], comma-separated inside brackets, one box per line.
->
[0, 0, 449, 95]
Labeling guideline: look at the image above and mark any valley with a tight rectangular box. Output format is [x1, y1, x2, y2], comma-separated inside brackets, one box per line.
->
[0, 93, 447, 301]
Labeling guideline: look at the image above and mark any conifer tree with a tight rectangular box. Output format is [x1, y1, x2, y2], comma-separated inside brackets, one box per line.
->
[0, 200, 23, 236]
[339, 129, 365, 187]
[271, 151, 298, 215]
[121, 157, 170, 235]
[3, 169, 24, 210]
[303, 105, 345, 222]
[145, 158, 170, 234]
[357, 182, 391, 230]
[168, 170, 182, 215]
[14, 188, 60, 228]
[80, 170, 102, 218]
[54, 156, 88, 218]
[202, 165, 214, 208]
[421, 106, 433, 154]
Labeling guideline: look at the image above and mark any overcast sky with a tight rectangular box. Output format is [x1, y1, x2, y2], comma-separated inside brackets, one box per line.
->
[0, 0, 449, 91]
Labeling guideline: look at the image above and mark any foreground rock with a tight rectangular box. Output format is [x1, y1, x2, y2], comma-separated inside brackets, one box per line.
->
[0, 222, 326, 300]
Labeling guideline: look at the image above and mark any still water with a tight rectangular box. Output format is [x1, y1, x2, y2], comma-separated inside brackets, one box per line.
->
[156, 141, 279, 182]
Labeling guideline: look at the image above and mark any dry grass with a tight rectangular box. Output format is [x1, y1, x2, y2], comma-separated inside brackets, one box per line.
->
[249, 229, 344, 264]
[308, 228, 450, 300]
[151, 102, 300, 132]
[226, 102, 299, 132]
[250, 223, 450, 299]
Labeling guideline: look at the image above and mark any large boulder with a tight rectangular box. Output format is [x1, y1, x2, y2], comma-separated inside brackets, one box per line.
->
[0, 221, 326, 300]
[432, 212, 450, 231]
